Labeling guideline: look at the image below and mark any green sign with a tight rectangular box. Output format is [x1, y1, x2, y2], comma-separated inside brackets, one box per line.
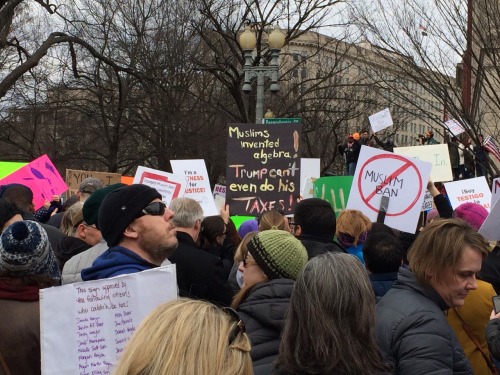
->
[263, 118, 301, 124]
[313, 176, 354, 217]
[0, 162, 27, 179]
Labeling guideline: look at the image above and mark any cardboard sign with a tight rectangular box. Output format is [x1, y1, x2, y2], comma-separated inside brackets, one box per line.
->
[394, 144, 453, 182]
[347, 146, 432, 233]
[313, 176, 353, 217]
[40, 266, 177, 375]
[0, 154, 67, 210]
[133, 166, 185, 207]
[0, 161, 27, 179]
[479, 198, 500, 241]
[491, 177, 500, 209]
[444, 177, 492, 211]
[66, 169, 122, 197]
[170, 159, 218, 216]
[444, 119, 466, 136]
[369, 108, 393, 133]
[226, 123, 302, 215]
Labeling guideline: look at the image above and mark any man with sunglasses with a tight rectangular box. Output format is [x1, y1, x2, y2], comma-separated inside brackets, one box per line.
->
[81, 184, 177, 281]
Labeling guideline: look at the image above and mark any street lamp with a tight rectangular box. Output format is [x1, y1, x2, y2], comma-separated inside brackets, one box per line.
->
[239, 24, 286, 124]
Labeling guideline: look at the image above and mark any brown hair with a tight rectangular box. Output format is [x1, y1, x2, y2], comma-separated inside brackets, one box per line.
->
[407, 218, 489, 285]
[336, 209, 372, 245]
[258, 210, 286, 231]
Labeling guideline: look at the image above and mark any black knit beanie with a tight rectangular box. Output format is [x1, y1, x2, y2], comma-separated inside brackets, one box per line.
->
[82, 183, 126, 228]
[98, 184, 162, 246]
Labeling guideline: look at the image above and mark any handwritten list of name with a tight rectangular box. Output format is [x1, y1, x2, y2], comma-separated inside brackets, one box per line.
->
[41, 266, 177, 375]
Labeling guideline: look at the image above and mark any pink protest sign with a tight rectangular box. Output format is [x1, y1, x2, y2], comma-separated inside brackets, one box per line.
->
[0, 154, 67, 210]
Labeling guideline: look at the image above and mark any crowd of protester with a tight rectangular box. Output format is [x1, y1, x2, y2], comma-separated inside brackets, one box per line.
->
[1, 177, 500, 375]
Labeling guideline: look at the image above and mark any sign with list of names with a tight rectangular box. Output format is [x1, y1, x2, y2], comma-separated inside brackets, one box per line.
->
[40, 266, 177, 375]
[226, 123, 302, 215]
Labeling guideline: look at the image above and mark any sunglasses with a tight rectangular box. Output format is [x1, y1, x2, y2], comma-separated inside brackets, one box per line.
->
[222, 307, 246, 345]
[137, 201, 166, 217]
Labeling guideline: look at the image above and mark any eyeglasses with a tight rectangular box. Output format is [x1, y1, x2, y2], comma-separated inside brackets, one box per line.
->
[288, 221, 297, 233]
[137, 201, 166, 217]
[242, 252, 257, 268]
[222, 307, 246, 345]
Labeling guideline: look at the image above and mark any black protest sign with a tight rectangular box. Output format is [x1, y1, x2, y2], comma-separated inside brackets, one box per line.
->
[226, 123, 301, 215]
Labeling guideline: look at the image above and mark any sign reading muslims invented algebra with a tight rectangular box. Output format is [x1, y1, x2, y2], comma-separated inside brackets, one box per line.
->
[226, 123, 302, 215]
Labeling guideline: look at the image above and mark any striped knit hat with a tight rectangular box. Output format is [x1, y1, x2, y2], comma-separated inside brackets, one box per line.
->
[247, 230, 308, 280]
[0, 220, 61, 280]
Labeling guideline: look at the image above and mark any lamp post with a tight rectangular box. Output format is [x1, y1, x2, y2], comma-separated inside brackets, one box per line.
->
[238, 24, 285, 124]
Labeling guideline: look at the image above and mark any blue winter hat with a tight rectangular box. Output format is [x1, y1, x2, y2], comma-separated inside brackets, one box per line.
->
[0, 220, 61, 280]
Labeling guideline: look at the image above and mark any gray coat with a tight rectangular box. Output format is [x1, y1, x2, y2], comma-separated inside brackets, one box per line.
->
[376, 267, 472, 375]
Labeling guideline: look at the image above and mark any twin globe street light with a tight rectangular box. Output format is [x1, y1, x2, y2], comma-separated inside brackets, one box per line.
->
[238, 24, 286, 124]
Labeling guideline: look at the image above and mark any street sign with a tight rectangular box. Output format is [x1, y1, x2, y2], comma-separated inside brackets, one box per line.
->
[263, 118, 301, 124]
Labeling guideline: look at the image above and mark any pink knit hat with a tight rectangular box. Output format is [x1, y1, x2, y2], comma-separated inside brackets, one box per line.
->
[453, 203, 488, 231]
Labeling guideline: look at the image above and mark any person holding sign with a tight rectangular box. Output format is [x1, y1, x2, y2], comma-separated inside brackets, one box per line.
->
[376, 219, 489, 374]
[338, 134, 361, 176]
[81, 184, 177, 281]
[114, 299, 253, 375]
[0, 220, 61, 375]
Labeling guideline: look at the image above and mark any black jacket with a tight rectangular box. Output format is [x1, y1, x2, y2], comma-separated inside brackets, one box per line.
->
[297, 234, 345, 259]
[479, 246, 500, 294]
[237, 278, 294, 374]
[168, 231, 233, 306]
[338, 140, 361, 163]
[376, 267, 472, 374]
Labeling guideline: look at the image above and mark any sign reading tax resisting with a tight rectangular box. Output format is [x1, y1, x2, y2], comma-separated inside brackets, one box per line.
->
[226, 123, 302, 215]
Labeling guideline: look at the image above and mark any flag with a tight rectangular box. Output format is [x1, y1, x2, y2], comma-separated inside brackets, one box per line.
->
[419, 24, 428, 36]
[483, 135, 500, 161]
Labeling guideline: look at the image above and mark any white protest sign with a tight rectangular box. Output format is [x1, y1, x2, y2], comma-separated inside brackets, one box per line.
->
[301, 177, 316, 199]
[444, 119, 465, 136]
[133, 166, 185, 206]
[213, 184, 226, 213]
[41, 266, 177, 375]
[300, 158, 320, 193]
[421, 190, 434, 211]
[346, 146, 432, 233]
[369, 108, 393, 133]
[491, 178, 500, 208]
[479, 198, 500, 241]
[394, 144, 453, 182]
[170, 159, 218, 216]
[444, 176, 492, 211]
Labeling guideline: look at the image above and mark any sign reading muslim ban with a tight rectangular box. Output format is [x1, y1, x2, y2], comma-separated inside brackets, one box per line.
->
[347, 146, 432, 233]
[226, 123, 302, 215]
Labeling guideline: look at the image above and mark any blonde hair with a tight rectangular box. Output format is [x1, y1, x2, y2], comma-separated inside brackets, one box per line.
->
[408, 218, 489, 285]
[336, 209, 372, 245]
[259, 210, 286, 231]
[113, 299, 253, 375]
[60, 202, 84, 237]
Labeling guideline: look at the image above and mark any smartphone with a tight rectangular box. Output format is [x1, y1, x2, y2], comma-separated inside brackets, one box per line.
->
[493, 295, 500, 314]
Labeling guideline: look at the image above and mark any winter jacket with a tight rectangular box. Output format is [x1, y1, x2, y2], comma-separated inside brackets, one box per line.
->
[55, 236, 91, 270]
[61, 241, 108, 284]
[338, 141, 361, 164]
[297, 234, 346, 260]
[486, 318, 500, 360]
[376, 267, 472, 374]
[479, 246, 500, 294]
[237, 278, 294, 374]
[369, 271, 398, 300]
[81, 246, 157, 281]
[168, 231, 233, 306]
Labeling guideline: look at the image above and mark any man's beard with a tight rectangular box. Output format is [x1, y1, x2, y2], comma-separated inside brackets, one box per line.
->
[139, 236, 178, 265]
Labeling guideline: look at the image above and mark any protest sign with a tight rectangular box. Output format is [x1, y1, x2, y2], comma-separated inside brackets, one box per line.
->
[369, 108, 393, 133]
[133, 166, 185, 207]
[491, 177, 500, 208]
[213, 184, 227, 213]
[0, 161, 26, 179]
[347, 146, 432, 233]
[444, 118, 465, 136]
[421, 190, 434, 211]
[66, 169, 122, 197]
[40, 266, 177, 375]
[444, 176, 491, 211]
[301, 177, 316, 199]
[226, 123, 302, 215]
[170, 159, 218, 216]
[300, 158, 320, 194]
[313, 176, 353, 217]
[479, 198, 500, 241]
[121, 176, 134, 185]
[394, 143, 453, 182]
[0, 154, 67, 210]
